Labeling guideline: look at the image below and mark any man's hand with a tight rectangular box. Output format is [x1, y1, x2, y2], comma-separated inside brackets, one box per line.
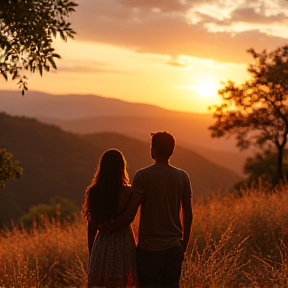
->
[98, 220, 114, 233]
[109, 193, 143, 232]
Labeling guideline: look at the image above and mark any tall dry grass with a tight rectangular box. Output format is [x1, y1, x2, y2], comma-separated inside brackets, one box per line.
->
[182, 183, 288, 287]
[0, 216, 87, 288]
[1, 184, 288, 287]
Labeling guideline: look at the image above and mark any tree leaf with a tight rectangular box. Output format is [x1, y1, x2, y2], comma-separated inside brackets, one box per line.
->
[38, 64, 43, 76]
[48, 57, 57, 69]
[1, 72, 8, 81]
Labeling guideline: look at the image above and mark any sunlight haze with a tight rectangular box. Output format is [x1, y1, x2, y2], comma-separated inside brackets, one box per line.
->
[2, 0, 288, 113]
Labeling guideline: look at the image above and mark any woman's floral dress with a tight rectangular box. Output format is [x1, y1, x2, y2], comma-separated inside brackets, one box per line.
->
[88, 225, 138, 288]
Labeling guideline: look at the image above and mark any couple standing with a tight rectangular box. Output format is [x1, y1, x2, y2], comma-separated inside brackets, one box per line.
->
[83, 131, 193, 288]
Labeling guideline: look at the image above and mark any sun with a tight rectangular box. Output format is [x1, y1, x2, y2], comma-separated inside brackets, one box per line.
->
[195, 79, 219, 98]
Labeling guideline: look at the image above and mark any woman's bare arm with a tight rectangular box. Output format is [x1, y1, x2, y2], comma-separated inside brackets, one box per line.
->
[88, 221, 98, 259]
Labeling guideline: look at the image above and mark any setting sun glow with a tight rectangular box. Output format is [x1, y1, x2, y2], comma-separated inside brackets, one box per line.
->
[195, 78, 219, 98]
[1, 0, 255, 114]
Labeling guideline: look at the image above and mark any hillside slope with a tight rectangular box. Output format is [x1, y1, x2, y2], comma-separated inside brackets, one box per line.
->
[0, 90, 250, 175]
[0, 90, 205, 119]
[0, 90, 236, 151]
[83, 133, 242, 195]
[44, 115, 250, 175]
[0, 113, 241, 225]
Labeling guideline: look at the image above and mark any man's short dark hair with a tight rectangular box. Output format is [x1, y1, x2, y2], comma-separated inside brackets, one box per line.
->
[151, 131, 175, 159]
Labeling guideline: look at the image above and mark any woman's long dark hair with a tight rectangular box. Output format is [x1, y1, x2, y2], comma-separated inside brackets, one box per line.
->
[83, 149, 130, 223]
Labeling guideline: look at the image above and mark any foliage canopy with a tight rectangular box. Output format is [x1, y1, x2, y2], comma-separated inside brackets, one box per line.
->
[210, 45, 288, 183]
[0, 148, 23, 188]
[234, 149, 288, 189]
[20, 196, 80, 228]
[0, 0, 77, 94]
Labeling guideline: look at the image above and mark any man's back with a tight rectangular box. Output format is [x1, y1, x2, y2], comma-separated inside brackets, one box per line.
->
[132, 163, 192, 251]
[109, 131, 193, 288]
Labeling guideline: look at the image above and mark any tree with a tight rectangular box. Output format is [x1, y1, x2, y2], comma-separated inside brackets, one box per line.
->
[234, 149, 288, 189]
[0, 148, 23, 189]
[209, 45, 288, 183]
[0, 0, 77, 94]
[19, 196, 80, 228]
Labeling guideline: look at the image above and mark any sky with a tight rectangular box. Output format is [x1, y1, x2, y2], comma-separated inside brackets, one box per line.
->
[3, 0, 288, 113]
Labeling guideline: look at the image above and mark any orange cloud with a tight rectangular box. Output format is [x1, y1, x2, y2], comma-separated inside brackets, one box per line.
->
[58, 65, 130, 74]
[69, 0, 288, 64]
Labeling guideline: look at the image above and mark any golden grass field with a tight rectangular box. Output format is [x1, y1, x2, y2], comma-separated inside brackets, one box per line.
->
[1, 183, 288, 288]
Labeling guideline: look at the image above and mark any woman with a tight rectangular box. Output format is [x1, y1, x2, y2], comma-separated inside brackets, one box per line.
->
[83, 149, 138, 288]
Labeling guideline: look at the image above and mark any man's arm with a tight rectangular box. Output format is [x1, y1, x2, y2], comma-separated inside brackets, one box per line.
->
[181, 196, 193, 253]
[88, 221, 98, 259]
[109, 193, 143, 231]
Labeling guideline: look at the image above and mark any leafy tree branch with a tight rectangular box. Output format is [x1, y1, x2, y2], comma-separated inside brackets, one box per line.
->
[210, 45, 288, 183]
[0, 0, 78, 94]
[0, 148, 23, 189]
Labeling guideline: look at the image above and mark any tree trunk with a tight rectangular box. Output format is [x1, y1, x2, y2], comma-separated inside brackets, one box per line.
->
[277, 145, 284, 182]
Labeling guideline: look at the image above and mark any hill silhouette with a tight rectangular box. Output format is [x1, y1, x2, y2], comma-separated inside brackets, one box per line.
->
[83, 132, 242, 195]
[46, 115, 251, 175]
[0, 90, 251, 175]
[0, 113, 241, 225]
[0, 90, 203, 118]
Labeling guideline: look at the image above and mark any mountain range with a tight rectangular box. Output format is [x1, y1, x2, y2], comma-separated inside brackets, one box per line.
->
[0, 90, 251, 175]
[0, 112, 241, 226]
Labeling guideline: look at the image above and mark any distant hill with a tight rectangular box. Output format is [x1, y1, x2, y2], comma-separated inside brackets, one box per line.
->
[0, 90, 202, 119]
[41, 115, 251, 175]
[0, 90, 250, 175]
[82, 132, 243, 195]
[0, 113, 241, 225]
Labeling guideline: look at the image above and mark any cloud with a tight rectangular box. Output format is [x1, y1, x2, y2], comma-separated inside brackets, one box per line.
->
[167, 59, 191, 68]
[231, 7, 288, 24]
[58, 65, 131, 74]
[187, 1, 288, 32]
[70, 0, 288, 63]
[118, 0, 188, 12]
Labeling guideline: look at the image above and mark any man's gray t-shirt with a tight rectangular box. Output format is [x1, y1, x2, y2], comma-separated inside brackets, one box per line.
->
[131, 163, 192, 251]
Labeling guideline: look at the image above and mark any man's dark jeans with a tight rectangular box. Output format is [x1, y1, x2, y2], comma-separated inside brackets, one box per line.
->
[136, 245, 184, 288]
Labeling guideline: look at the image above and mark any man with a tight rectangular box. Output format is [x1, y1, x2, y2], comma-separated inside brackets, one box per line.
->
[110, 131, 193, 288]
